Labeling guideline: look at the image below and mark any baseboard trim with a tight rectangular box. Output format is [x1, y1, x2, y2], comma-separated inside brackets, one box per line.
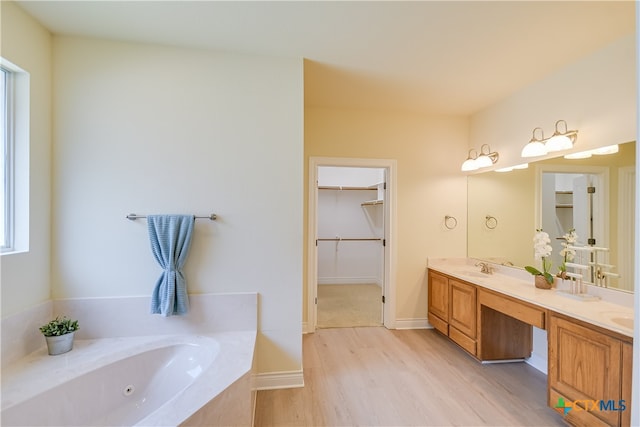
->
[254, 370, 304, 390]
[318, 278, 383, 286]
[525, 352, 548, 375]
[394, 318, 431, 329]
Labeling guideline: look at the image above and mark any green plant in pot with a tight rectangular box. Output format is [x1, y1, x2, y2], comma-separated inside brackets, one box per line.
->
[39, 316, 79, 355]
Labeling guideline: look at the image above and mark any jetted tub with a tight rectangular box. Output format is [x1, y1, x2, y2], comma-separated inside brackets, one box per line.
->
[1, 332, 256, 427]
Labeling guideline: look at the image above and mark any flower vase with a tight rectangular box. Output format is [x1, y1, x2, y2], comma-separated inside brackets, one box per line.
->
[534, 275, 552, 289]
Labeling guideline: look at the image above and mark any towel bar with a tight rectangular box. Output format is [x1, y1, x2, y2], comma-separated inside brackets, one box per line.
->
[126, 213, 217, 221]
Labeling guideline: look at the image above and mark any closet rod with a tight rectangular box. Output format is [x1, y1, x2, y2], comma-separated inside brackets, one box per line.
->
[317, 238, 382, 241]
[126, 213, 217, 221]
[318, 186, 377, 191]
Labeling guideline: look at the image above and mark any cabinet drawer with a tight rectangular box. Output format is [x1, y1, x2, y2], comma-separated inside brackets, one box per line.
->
[479, 289, 545, 329]
[449, 326, 476, 356]
[428, 313, 448, 335]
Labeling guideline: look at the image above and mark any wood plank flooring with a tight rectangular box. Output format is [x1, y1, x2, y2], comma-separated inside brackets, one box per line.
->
[255, 327, 565, 426]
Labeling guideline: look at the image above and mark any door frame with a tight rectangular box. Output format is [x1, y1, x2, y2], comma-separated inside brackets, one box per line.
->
[535, 164, 610, 274]
[307, 157, 397, 332]
[618, 166, 635, 291]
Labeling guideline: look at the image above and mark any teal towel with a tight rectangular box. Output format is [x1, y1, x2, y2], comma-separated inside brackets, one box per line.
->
[147, 215, 195, 316]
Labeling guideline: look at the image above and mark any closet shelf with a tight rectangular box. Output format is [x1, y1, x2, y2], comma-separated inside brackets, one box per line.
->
[361, 200, 384, 206]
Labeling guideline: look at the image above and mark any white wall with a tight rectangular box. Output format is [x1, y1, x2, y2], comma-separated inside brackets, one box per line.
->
[305, 109, 469, 325]
[317, 192, 383, 285]
[318, 167, 385, 188]
[470, 34, 636, 170]
[51, 36, 303, 375]
[0, 1, 52, 317]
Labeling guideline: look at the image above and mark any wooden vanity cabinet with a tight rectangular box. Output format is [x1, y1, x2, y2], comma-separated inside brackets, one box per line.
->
[548, 312, 633, 427]
[427, 271, 477, 356]
[448, 279, 477, 354]
[427, 271, 449, 335]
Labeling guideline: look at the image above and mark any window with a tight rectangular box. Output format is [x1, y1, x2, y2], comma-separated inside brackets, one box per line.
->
[1, 65, 12, 251]
[1, 58, 28, 254]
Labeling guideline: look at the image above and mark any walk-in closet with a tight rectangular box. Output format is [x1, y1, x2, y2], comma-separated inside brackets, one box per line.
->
[316, 166, 385, 328]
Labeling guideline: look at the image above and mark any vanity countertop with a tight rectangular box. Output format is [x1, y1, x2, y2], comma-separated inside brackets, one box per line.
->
[427, 258, 634, 338]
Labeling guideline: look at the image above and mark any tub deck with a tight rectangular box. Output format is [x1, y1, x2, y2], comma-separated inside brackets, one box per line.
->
[1, 331, 256, 427]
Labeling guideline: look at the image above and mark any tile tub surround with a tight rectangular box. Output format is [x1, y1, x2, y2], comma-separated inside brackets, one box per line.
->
[427, 258, 634, 337]
[1, 301, 53, 368]
[1, 332, 256, 427]
[1, 292, 257, 368]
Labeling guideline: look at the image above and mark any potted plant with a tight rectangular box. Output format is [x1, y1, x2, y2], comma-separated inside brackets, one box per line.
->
[39, 316, 79, 355]
[525, 229, 554, 289]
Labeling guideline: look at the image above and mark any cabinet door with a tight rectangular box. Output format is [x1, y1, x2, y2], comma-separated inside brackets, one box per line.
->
[428, 271, 449, 322]
[548, 314, 622, 427]
[449, 279, 476, 339]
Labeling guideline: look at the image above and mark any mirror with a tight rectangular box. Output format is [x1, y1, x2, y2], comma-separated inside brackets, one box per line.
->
[468, 141, 635, 292]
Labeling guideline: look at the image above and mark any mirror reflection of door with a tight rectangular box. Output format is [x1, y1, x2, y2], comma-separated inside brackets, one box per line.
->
[541, 172, 606, 282]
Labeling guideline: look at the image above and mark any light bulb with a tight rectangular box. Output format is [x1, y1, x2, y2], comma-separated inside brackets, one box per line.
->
[521, 141, 547, 157]
[546, 134, 572, 152]
[461, 158, 478, 171]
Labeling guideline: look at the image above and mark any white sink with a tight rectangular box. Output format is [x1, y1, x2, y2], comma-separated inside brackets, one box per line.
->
[610, 317, 633, 329]
[600, 311, 634, 329]
[458, 270, 490, 279]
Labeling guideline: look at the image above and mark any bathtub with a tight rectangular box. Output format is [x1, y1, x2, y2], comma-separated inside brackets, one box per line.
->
[1, 332, 256, 427]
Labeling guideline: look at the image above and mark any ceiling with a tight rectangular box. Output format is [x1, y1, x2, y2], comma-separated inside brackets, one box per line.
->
[15, 1, 636, 116]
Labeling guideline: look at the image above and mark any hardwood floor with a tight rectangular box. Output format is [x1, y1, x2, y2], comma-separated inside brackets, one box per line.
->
[255, 327, 565, 426]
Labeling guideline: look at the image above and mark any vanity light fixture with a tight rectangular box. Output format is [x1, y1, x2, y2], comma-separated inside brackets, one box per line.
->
[545, 120, 578, 152]
[522, 121, 579, 158]
[461, 148, 479, 171]
[461, 145, 499, 171]
[521, 127, 548, 158]
[475, 144, 499, 168]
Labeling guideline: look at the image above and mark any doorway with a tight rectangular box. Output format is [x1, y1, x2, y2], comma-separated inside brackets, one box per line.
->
[316, 166, 385, 328]
[307, 157, 396, 332]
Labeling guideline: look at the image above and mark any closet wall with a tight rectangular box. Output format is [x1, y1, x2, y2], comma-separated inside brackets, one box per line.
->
[317, 167, 385, 285]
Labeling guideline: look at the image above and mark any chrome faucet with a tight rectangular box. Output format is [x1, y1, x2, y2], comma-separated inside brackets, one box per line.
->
[475, 261, 493, 274]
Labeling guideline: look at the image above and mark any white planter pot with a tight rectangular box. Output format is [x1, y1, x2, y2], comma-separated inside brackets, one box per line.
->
[45, 332, 75, 355]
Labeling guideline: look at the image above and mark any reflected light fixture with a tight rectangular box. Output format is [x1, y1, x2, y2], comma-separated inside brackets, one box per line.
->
[460, 145, 499, 172]
[564, 151, 592, 160]
[564, 144, 618, 160]
[496, 163, 528, 173]
[545, 120, 578, 152]
[521, 127, 547, 158]
[592, 144, 619, 155]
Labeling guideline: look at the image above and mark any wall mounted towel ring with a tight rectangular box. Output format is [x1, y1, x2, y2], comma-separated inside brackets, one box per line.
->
[485, 215, 498, 229]
[444, 215, 458, 230]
